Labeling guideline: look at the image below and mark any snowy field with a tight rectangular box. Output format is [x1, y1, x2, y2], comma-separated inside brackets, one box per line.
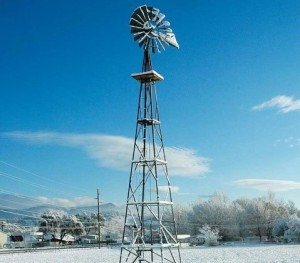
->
[0, 245, 300, 263]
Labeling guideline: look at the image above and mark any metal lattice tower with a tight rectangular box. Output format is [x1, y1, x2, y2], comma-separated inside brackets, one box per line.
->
[119, 5, 181, 263]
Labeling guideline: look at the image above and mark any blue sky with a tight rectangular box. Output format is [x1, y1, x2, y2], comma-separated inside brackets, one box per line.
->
[1, 0, 300, 209]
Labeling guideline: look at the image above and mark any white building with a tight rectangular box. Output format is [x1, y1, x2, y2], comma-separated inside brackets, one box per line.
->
[0, 231, 8, 249]
[177, 234, 205, 246]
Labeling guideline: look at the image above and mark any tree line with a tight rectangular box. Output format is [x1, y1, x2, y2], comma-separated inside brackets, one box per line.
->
[174, 192, 300, 242]
[2, 192, 299, 244]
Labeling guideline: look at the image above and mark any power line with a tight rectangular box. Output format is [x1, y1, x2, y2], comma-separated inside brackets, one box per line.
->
[0, 209, 41, 220]
[0, 191, 105, 224]
[0, 169, 98, 207]
[0, 188, 78, 210]
[0, 160, 92, 196]
[0, 161, 105, 215]
[0, 171, 70, 196]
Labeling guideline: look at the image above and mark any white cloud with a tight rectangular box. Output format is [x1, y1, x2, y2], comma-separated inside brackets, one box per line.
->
[158, 186, 180, 193]
[252, 95, 300, 113]
[166, 147, 210, 176]
[233, 179, 300, 192]
[177, 192, 198, 196]
[36, 196, 96, 207]
[2, 131, 210, 177]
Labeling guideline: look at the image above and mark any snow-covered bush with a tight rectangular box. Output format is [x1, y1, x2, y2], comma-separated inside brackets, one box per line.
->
[193, 193, 235, 240]
[272, 214, 300, 243]
[272, 218, 288, 238]
[286, 214, 300, 242]
[199, 224, 222, 246]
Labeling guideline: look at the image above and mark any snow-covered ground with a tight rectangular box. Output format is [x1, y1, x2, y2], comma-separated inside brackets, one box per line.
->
[0, 244, 300, 262]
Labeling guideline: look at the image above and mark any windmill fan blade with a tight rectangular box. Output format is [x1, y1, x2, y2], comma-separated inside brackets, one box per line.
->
[158, 32, 169, 46]
[140, 5, 150, 21]
[156, 13, 166, 25]
[147, 6, 154, 20]
[130, 18, 143, 27]
[138, 6, 147, 22]
[138, 33, 148, 47]
[130, 26, 145, 34]
[160, 28, 173, 33]
[133, 32, 144, 41]
[151, 31, 158, 37]
[157, 39, 165, 52]
[151, 8, 160, 22]
[134, 8, 147, 24]
[152, 8, 160, 16]
[152, 14, 159, 22]
[157, 21, 170, 28]
[131, 12, 145, 25]
[139, 39, 146, 48]
[154, 38, 161, 53]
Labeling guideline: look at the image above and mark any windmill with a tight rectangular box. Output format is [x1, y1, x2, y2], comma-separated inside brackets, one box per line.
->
[119, 5, 181, 263]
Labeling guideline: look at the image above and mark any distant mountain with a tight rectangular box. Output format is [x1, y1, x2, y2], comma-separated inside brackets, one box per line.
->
[0, 193, 122, 221]
[24, 203, 120, 216]
[25, 205, 68, 214]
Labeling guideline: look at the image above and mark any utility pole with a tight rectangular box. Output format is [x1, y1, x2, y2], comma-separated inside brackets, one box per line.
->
[97, 188, 101, 249]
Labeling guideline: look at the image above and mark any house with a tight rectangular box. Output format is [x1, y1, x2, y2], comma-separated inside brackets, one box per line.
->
[50, 234, 75, 245]
[82, 234, 98, 244]
[7, 232, 25, 248]
[104, 233, 119, 242]
[177, 234, 191, 247]
[0, 231, 8, 249]
[4, 232, 52, 248]
[177, 234, 205, 246]
[23, 232, 45, 248]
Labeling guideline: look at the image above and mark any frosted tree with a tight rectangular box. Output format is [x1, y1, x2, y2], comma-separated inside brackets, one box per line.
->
[272, 218, 288, 238]
[39, 210, 67, 240]
[286, 214, 300, 242]
[272, 214, 300, 242]
[286, 201, 298, 215]
[192, 193, 235, 240]
[231, 199, 253, 240]
[262, 193, 290, 239]
[235, 193, 289, 241]
[39, 210, 85, 243]
[61, 215, 85, 240]
[75, 212, 104, 235]
[168, 204, 193, 235]
[2, 222, 27, 234]
[199, 224, 222, 246]
[102, 215, 124, 240]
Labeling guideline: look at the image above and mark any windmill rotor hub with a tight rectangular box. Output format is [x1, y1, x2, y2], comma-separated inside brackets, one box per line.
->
[144, 21, 156, 30]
